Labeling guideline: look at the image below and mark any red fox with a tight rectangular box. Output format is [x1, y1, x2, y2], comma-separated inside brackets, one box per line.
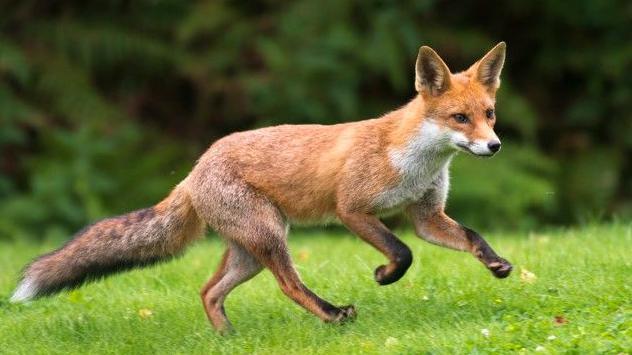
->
[12, 42, 512, 333]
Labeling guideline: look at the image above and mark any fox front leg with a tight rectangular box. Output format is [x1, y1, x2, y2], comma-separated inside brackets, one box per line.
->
[461, 225, 512, 278]
[408, 206, 512, 278]
[338, 211, 413, 285]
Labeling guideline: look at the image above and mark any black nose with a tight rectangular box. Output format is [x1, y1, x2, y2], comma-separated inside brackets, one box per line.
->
[488, 141, 501, 153]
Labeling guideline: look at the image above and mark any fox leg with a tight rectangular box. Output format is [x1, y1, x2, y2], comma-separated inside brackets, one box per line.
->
[200, 243, 262, 333]
[408, 207, 512, 278]
[233, 203, 355, 322]
[196, 175, 355, 327]
[246, 236, 357, 323]
[338, 212, 412, 285]
[228, 222, 356, 323]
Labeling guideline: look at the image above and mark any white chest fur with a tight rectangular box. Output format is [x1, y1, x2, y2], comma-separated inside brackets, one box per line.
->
[373, 121, 455, 212]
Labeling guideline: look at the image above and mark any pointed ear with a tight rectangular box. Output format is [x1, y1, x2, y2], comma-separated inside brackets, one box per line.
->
[415, 46, 452, 96]
[473, 42, 506, 91]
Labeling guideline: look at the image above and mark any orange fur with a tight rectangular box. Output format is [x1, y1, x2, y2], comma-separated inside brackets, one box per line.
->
[13, 42, 512, 334]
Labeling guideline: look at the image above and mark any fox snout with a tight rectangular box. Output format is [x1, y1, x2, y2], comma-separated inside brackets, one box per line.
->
[455, 136, 501, 157]
[488, 140, 501, 153]
[467, 138, 501, 156]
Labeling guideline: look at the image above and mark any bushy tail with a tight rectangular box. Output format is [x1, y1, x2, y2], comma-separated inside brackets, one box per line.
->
[11, 184, 205, 302]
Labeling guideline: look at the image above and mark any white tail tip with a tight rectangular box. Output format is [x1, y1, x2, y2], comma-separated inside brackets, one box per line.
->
[10, 279, 38, 303]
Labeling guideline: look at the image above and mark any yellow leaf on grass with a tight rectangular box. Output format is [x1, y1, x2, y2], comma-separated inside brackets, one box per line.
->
[520, 268, 537, 283]
[385, 337, 399, 347]
[138, 309, 153, 319]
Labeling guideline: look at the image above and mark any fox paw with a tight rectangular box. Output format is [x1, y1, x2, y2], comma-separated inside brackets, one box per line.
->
[331, 305, 357, 323]
[374, 265, 392, 285]
[374, 262, 410, 285]
[488, 258, 513, 278]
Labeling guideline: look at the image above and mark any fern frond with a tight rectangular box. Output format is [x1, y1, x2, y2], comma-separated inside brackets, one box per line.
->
[27, 21, 189, 74]
[0, 37, 30, 84]
[31, 55, 127, 126]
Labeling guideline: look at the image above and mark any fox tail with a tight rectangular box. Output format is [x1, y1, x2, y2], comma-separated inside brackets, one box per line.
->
[10, 183, 205, 302]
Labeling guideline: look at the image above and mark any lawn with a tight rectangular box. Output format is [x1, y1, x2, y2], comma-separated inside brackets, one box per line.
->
[0, 223, 630, 354]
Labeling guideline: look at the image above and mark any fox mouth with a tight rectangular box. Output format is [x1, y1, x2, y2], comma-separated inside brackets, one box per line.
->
[456, 143, 494, 157]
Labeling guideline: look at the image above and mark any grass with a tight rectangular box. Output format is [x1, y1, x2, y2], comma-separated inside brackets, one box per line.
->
[0, 223, 630, 354]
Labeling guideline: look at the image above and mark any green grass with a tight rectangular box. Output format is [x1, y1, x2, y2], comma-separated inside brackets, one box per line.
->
[1, 224, 630, 354]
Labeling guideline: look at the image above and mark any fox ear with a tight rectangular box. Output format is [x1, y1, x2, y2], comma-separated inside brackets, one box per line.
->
[415, 46, 452, 95]
[473, 42, 506, 91]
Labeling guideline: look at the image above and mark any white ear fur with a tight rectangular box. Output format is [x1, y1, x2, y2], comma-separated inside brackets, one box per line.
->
[476, 42, 506, 90]
[415, 46, 452, 95]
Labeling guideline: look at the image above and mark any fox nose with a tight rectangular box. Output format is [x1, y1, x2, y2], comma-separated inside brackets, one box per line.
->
[487, 141, 501, 153]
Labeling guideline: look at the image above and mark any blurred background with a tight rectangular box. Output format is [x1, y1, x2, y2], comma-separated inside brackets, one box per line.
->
[0, 0, 630, 241]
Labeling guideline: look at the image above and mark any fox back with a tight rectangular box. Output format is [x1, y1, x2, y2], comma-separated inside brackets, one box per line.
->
[187, 43, 506, 224]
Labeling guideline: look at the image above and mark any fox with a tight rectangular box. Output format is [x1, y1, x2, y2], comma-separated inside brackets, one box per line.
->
[11, 42, 513, 333]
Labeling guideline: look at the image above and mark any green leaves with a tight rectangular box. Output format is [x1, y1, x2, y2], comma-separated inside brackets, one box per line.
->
[0, 0, 628, 240]
[30, 21, 187, 75]
[0, 38, 30, 85]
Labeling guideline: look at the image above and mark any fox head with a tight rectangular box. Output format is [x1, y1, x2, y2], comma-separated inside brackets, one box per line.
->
[414, 42, 506, 157]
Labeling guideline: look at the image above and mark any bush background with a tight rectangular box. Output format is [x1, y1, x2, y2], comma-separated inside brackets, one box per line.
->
[0, 0, 630, 240]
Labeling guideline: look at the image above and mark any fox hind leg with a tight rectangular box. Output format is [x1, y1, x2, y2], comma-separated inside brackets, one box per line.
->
[228, 198, 356, 323]
[200, 243, 263, 333]
[247, 234, 357, 323]
[192, 171, 355, 329]
[224, 215, 356, 325]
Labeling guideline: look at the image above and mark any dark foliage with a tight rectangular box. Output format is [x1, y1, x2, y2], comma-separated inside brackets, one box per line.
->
[0, 0, 629, 239]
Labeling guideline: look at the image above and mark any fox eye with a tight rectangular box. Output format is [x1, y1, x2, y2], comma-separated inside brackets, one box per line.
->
[486, 108, 495, 119]
[453, 113, 470, 124]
